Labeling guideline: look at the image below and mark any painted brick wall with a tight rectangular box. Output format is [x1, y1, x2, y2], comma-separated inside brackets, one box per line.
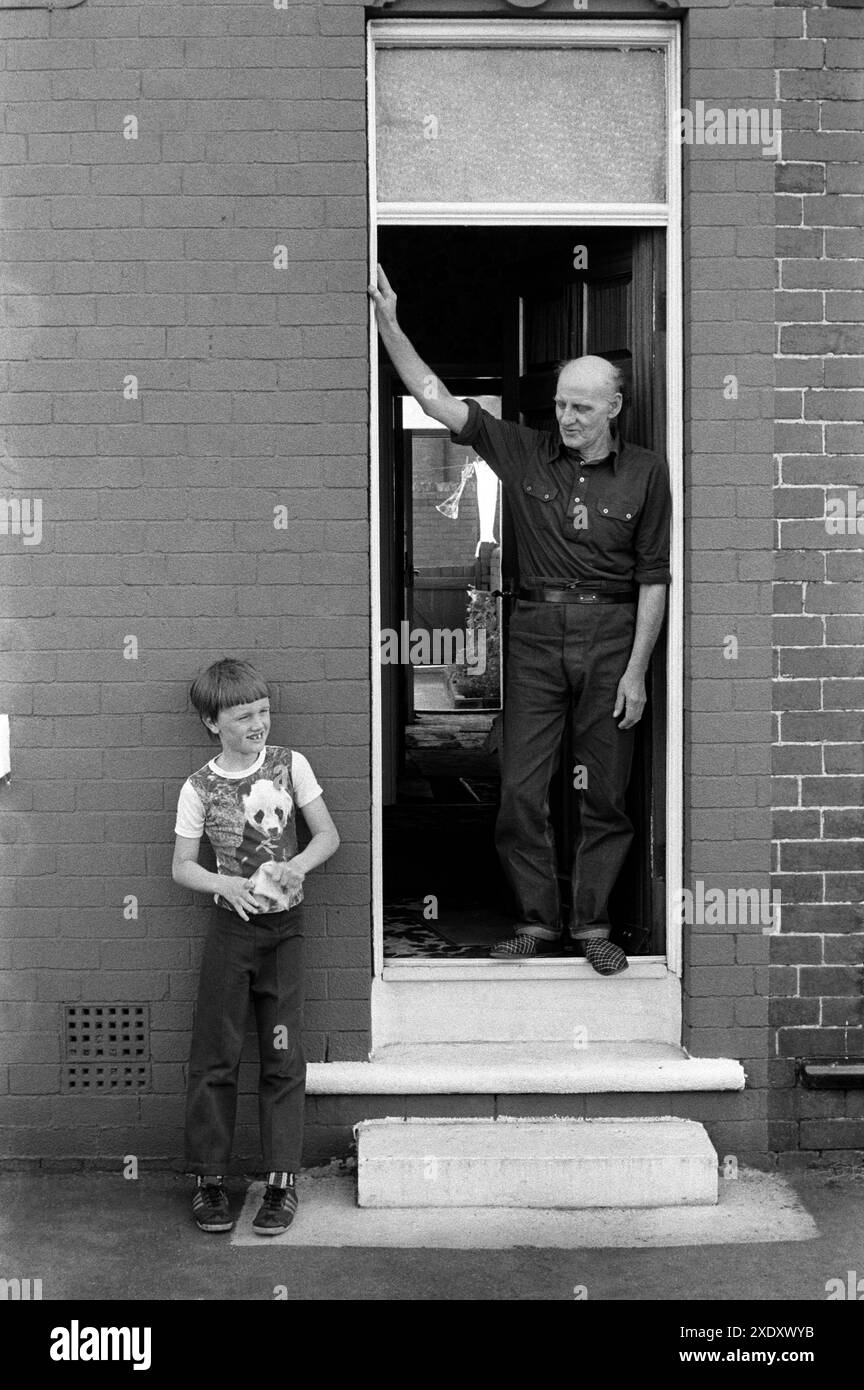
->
[0, 0, 780, 1168]
[0, 0, 372, 1165]
[772, 0, 864, 1163]
[679, 0, 775, 1164]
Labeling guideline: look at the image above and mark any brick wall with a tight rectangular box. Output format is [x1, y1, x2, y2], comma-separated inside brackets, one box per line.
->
[680, 0, 775, 1163]
[0, 0, 372, 1164]
[0, 0, 787, 1169]
[772, 0, 864, 1163]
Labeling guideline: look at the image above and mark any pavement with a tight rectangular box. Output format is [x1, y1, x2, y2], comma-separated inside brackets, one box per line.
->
[1, 1162, 863, 1302]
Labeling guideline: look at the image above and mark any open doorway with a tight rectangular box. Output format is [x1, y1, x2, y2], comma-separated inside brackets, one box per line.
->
[377, 225, 668, 961]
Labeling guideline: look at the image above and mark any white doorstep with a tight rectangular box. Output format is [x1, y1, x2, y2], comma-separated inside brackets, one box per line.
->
[371, 970, 681, 1045]
[356, 1116, 719, 1209]
[306, 1041, 746, 1094]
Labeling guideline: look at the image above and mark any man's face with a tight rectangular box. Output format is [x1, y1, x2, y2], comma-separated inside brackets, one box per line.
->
[554, 369, 621, 459]
[206, 698, 271, 757]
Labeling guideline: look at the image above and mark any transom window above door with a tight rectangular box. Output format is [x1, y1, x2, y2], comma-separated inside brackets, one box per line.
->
[370, 20, 677, 224]
[375, 46, 666, 206]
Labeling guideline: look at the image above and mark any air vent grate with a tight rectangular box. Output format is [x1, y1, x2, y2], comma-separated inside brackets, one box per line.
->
[64, 1004, 149, 1061]
[63, 1063, 150, 1092]
[62, 1005, 151, 1093]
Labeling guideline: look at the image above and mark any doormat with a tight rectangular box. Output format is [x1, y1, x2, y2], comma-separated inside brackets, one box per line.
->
[383, 902, 476, 958]
[384, 900, 513, 956]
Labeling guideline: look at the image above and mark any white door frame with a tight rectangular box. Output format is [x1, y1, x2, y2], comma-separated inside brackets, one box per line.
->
[367, 18, 684, 990]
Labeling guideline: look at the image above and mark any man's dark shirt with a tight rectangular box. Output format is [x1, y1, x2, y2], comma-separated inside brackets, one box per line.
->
[451, 398, 672, 589]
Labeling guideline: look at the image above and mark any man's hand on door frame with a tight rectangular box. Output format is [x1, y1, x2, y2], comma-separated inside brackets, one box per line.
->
[368, 263, 400, 334]
[613, 668, 647, 729]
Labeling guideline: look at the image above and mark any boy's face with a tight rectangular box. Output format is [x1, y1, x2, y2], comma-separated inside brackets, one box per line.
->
[205, 697, 271, 757]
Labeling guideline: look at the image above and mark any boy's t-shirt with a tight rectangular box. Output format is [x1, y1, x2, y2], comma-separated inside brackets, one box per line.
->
[175, 745, 323, 916]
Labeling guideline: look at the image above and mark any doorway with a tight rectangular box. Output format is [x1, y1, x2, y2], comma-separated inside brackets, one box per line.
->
[377, 226, 668, 962]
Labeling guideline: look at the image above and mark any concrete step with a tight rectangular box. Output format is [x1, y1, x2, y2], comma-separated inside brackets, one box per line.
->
[308, 1041, 746, 1095]
[356, 1116, 719, 1209]
[371, 970, 681, 1045]
[309, 1045, 744, 1095]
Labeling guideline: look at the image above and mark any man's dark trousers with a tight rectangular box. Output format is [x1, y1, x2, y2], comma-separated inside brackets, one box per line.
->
[497, 598, 638, 942]
[184, 902, 306, 1174]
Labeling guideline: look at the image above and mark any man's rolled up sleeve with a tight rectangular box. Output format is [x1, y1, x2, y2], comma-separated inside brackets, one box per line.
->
[633, 461, 672, 585]
[449, 399, 540, 487]
[450, 397, 485, 448]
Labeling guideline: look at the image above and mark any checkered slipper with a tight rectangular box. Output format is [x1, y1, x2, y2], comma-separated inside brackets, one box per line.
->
[582, 938, 629, 976]
[490, 933, 559, 959]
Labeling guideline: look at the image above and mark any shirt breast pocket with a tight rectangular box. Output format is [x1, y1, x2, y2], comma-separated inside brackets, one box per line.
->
[593, 497, 641, 536]
[521, 477, 559, 525]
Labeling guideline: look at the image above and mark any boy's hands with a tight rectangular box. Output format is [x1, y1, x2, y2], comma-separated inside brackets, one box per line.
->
[216, 874, 261, 922]
[218, 862, 306, 919]
[271, 859, 306, 894]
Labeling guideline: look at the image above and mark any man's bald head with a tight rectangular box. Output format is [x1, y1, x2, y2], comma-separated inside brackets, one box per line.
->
[553, 356, 624, 461]
[556, 355, 624, 402]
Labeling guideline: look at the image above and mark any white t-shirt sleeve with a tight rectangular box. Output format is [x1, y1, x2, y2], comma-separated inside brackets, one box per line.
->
[291, 750, 324, 808]
[174, 779, 206, 839]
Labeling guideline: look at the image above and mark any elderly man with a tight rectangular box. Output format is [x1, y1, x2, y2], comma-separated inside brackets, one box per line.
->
[370, 265, 671, 975]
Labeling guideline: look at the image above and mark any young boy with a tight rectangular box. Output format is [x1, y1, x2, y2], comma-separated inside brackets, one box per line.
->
[172, 658, 339, 1236]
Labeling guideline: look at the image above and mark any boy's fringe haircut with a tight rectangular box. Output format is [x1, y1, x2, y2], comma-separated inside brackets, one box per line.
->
[190, 658, 269, 730]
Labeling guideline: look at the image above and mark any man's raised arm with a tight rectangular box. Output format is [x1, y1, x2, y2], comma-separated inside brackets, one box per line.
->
[368, 264, 470, 436]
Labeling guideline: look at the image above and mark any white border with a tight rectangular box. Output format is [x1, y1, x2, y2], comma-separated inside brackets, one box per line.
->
[378, 204, 669, 227]
[382, 959, 669, 983]
[663, 23, 683, 976]
[368, 18, 684, 986]
[367, 25, 384, 980]
[372, 18, 675, 47]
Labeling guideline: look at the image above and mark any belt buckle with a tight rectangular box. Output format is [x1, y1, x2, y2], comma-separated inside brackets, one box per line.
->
[576, 592, 598, 603]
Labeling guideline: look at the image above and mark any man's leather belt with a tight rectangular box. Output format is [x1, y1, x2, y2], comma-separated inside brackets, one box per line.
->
[518, 586, 636, 605]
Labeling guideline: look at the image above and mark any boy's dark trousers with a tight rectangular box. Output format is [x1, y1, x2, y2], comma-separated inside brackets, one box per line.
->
[184, 902, 306, 1175]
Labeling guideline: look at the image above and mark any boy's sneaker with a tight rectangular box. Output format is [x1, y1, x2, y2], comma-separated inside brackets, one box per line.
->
[192, 1177, 234, 1233]
[252, 1181, 299, 1236]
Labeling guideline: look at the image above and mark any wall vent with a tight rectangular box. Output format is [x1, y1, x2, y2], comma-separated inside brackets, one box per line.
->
[62, 1005, 151, 1093]
[63, 1063, 150, 1092]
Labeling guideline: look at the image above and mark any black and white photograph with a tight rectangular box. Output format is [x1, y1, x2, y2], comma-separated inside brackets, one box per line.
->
[0, 0, 862, 1353]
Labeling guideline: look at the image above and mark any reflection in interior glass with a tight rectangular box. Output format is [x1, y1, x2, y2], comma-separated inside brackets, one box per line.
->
[402, 395, 503, 716]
